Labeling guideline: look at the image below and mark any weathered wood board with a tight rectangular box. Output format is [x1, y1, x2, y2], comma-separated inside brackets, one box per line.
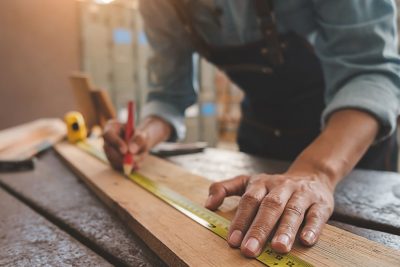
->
[0, 119, 66, 160]
[55, 142, 400, 267]
[0, 187, 111, 266]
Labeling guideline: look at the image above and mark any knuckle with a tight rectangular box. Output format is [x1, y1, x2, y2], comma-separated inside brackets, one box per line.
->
[233, 175, 250, 186]
[285, 204, 304, 217]
[134, 133, 145, 142]
[278, 223, 296, 235]
[261, 195, 284, 210]
[241, 193, 262, 206]
[307, 210, 326, 222]
[276, 174, 288, 182]
[139, 131, 148, 140]
[249, 173, 268, 184]
[248, 176, 260, 185]
[268, 175, 286, 187]
[247, 179, 257, 186]
[297, 182, 312, 193]
[209, 182, 223, 193]
[104, 120, 119, 131]
[281, 179, 293, 187]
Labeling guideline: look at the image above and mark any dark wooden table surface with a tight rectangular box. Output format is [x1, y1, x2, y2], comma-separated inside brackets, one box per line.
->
[0, 148, 399, 266]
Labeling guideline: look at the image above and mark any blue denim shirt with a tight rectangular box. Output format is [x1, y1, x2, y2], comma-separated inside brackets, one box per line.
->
[139, 0, 400, 142]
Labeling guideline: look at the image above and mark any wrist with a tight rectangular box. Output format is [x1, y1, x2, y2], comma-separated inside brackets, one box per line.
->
[285, 109, 378, 191]
[286, 154, 340, 192]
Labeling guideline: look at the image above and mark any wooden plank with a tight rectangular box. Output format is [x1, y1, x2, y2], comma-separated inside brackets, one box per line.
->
[91, 90, 116, 127]
[328, 221, 400, 250]
[0, 119, 66, 160]
[0, 150, 165, 267]
[0, 187, 111, 266]
[55, 142, 400, 267]
[69, 72, 117, 128]
[69, 72, 98, 129]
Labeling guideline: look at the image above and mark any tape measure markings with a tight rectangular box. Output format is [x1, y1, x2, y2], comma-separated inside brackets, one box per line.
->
[76, 141, 313, 267]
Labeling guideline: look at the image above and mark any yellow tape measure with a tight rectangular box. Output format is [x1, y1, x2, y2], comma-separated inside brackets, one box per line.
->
[64, 112, 88, 143]
[77, 141, 313, 267]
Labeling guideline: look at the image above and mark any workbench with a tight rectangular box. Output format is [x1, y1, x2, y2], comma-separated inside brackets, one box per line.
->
[0, 148, 399, 266]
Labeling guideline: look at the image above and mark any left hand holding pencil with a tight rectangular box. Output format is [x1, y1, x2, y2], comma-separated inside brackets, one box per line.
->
[103, 115, 173, 172]
[103, 120, 149, 172]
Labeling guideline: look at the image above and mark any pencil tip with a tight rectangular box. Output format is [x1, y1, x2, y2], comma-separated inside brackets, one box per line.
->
[123, 164, 133, 176]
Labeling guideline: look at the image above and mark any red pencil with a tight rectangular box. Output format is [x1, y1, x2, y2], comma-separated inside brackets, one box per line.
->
[123, 101, 135, 175]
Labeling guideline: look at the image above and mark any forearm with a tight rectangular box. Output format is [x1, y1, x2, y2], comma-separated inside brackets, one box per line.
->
[288, 109, 379, 189]
[137, 116, 173, 149]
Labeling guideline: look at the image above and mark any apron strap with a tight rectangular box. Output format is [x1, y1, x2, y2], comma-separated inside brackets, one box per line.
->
[167, 0, 212, 59]
[253, 0, 284, 66]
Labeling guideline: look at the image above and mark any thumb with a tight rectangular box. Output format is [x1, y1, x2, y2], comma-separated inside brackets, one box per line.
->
[205, 175, 250, 211]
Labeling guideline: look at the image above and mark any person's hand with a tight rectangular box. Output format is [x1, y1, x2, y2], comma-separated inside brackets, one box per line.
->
[103, 119, 150, 170]
[205, 172, 334, 256]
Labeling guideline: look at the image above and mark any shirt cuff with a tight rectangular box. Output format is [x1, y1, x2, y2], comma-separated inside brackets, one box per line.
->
[141, 100, 186, 141]
[322, 75, 400, 143]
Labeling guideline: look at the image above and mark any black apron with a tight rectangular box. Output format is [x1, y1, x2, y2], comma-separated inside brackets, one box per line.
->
[168, 0, 398, 171]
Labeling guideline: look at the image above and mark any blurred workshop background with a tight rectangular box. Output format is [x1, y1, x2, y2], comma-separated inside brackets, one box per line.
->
[1, 0, 400, 150]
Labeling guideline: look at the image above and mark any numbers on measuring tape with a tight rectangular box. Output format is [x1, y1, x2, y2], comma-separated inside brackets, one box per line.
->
[265, 249, 273, 255]
[276, 255, 283, 260]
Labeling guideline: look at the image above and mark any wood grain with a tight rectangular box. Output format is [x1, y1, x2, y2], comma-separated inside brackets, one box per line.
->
[55, 142, 400, 267]
[0, 119, 66, 160]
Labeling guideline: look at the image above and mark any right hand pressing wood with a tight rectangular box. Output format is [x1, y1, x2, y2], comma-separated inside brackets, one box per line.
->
[103, 116, 172, 171]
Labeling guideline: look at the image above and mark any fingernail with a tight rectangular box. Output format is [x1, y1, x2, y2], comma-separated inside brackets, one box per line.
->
[276, 234, 290, 247]
[303, 231, 315, 244]
[205, 195, 213, 208]
[244, 238, 260, 254]
[229, 230, 243, 247]
[120, 146, 127, 154]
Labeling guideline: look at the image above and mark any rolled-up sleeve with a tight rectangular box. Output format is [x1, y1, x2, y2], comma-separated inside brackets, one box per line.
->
[139, 0, 196, 141]
[313, 0, 400, 142]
